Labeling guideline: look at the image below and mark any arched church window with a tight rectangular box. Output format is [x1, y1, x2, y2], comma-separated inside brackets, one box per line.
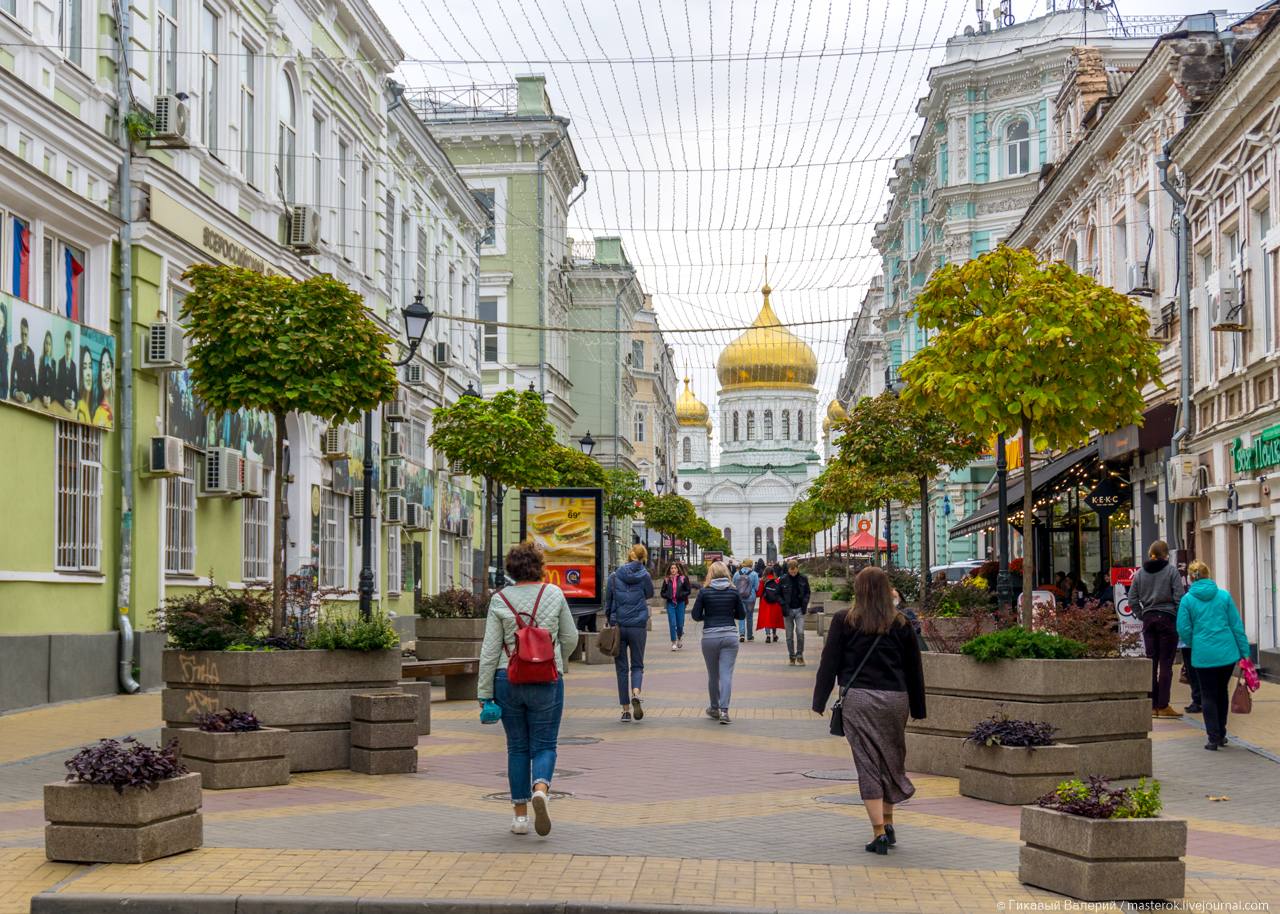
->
[754, 527, 762, 553]
[797, 411, 804, 440]
[747, 410, 756, 440]
[764, 410, 773, 439]
[732, 412, 739, 442]
[766, 527, 774, 544]
[782, 410, 790, 440]
[1065, 239, 1078, 272]
[723, 527, 732, 551]
[682, 437, 691, 463]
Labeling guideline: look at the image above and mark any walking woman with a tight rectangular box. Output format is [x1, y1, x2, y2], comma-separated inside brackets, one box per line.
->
[606, 544, 654, 722]
[691, 561, 746, 723]
[477, 541, 579, 837]
[813, 566, 926, 855]
[1177, 561, 1250, 751]
[755, 565, 785, 643]
[661, 561, 691, 651]
[1130, 540, 1186, 718]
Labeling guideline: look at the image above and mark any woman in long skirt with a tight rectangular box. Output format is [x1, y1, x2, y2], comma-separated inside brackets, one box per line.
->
[812, 566, 926, 854]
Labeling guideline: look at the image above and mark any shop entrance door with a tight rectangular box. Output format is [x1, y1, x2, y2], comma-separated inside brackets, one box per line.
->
[1261, 529, 1278, 650]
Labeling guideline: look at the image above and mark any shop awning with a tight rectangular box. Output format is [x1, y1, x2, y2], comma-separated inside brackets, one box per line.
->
[829, 531, 897, 553]
[949, 444, 1099, 540]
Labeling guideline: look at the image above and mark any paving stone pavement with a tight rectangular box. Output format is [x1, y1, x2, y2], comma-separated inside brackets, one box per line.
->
[3, 614, 1280, 912]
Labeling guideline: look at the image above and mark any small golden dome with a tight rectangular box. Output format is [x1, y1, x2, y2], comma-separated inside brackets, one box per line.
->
[675, 378, 709, 426]
[716, 286, 818, 391]
[827, 399, 846, 421]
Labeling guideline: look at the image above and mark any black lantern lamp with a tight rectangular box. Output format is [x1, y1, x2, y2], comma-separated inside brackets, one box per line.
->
[579, 430, 596, 456]
[401, 292, 434, 350]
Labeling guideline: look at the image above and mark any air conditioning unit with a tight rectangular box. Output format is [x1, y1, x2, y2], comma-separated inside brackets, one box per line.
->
[459, 517, 471, 538]
[148, 435, 185, 477]
[143, 322, 185, 371]
[432, 342, 450, 365]
[405, 502, 428, 531]
[450, 459, 467, 477]
[1210, 275, 1245, 331]
[435, 452, 449, 472]
[241, 458, 265, 498]
[384, 494, 406, 526]
[385, 464, 405, 491]
[385, 429, 405, 459]
[1126, 262, 1154, 296]
[352, 488, 366, 519]
[405, 363, 425, 386]
[385, 391, 407, 423]
[1168, 455, 1209, 502]
[203, 447, 243, 496]
[321, 426, 350, 459]
[151, 95, 190, 147]
[288, 205, 321, 254]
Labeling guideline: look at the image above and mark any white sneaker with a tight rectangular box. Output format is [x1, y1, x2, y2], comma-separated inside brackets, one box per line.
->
[511, 815, 529, 835]
[531, 790, 552, 836]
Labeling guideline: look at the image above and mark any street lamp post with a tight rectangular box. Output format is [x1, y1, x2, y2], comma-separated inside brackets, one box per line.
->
[495, 484, 508, 587]
[995, 432, 1014, 620]
[359, 293, 434, 621]
[655, 476, 665, 570]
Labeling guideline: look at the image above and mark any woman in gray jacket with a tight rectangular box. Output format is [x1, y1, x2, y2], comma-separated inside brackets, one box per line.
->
[605, 544, 655, 722]
[1129, 540, 1186, 718]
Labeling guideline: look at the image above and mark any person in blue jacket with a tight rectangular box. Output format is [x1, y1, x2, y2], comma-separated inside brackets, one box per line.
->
[606, 543, 655, 722]
[1177, 561, 1251, 751]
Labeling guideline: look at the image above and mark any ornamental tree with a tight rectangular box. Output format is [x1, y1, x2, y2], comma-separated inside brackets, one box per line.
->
[811, 459, 916, 573]
[836, 393, 984, 604]
[641, 492, 696, 568]
[549, 445, 609, 489]
[603, 469, 646, 525]
[901, 246, 1162, 623]
[782, 497, 823, 556]
[430, 388, 559, 578]
[181, 264, 397, 632]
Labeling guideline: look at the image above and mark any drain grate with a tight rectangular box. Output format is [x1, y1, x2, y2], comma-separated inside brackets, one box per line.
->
[483, 790, 575, 802]
[558, 737, 603, 746]
[804, 770, 859, 781]
[814, 795, 910, 806]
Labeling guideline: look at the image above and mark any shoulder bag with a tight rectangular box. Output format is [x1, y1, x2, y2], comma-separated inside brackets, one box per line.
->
[597, 573, 622, 657]
[497, 585, 559, 684]
[1231, 668, 1252, 715]
[829, 633, 883, 737]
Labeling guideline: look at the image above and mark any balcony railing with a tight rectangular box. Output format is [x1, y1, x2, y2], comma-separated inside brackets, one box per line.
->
[1109, 12, 1252, 37]
[404, 85, 518, 121]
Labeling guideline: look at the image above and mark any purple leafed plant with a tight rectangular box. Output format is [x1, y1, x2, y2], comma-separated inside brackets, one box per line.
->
[64, 737, 188, 794]
[194, 708, 262, 733]
[965, 712, 1057, 752]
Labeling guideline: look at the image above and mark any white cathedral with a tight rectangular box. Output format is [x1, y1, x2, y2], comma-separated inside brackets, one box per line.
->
[677, 283, 845, 561]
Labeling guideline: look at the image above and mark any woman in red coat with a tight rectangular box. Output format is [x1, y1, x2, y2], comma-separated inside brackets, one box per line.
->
[755, 569, 785, 643]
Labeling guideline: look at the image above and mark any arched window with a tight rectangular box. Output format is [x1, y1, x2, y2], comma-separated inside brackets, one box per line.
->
[747, 410, 756, 440]
[723, 527, 732, 551]
[766, 527, 774, 544]
[1006, 118, 1030, 176]
[796, 410, 804, 440]
[754, 527, 762, 553]
[732, 411, 739, 442]
[782, 410, 790, 440]
[278, 71, 297, 204]
[763, 409, 773, 439]
[682, 436, 691, 463]
[1065, 239, 1079, 272]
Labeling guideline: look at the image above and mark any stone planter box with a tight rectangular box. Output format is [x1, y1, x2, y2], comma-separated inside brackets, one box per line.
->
[1019, 806, 1187, 901]
[906, 653, 1152, 779]
[350, 693, 418, 775]
[415, 617, 488, 662]
[162, 649, 401, 773]
[816, 599, 851, 616]
[161, 727, 290, 790]
[45, 772, 203, 863]
[959, 742, 1080, 806]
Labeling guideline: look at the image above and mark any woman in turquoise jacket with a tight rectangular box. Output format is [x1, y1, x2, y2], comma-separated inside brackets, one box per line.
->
[1177, 561, 1250, 751]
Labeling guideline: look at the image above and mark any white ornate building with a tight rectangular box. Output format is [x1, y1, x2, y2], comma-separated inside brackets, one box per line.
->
[677, 286, 822, 561]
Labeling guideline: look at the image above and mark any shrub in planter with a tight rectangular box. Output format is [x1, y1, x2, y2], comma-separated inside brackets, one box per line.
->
[311, 612, 400, 651]
[960, 626, 1089, 662]
[1020, 776, 1186, 901]
[919, 583, 1000, 652]
[153, 582, 272, 651]
[959, 714, 1078, 806]
[166, 710, 290, 790]
[46, 738, 202, 863]
[417, 587, 494, 619]
[416, 588, 493, 661]
[885, 565, 921, 603]
[1033, 598, 1141, 658]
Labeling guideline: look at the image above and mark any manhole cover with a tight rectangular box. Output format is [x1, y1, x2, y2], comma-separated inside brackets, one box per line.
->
[804, 770, 859, 780]
[492, 769, 582, 779]
[558, 737, 602, 746]
[483, 790, 575, 802]
[814, 796, 909, 806]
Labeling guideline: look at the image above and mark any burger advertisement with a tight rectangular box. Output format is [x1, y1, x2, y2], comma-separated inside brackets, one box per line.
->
[519, 487, 604, 604]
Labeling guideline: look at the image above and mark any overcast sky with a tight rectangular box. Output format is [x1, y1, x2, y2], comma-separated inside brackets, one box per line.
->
[374, 0, 1247, 448]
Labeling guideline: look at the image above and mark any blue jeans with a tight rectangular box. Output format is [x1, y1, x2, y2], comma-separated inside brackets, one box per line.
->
[494, 670, 564, 804]
[666, 601, 686, 641]
[737, 601, 756, 638]
[615, 625, 647, 705]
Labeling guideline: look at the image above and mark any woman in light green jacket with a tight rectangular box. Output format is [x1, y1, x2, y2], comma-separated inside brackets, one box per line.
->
[478, 541, 579, 837]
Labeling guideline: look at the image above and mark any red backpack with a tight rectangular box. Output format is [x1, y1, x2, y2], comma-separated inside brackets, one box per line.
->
[498, 585, 560, 684]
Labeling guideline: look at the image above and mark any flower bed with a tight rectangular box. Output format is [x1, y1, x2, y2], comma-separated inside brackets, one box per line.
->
[959, 715, 1078, 806]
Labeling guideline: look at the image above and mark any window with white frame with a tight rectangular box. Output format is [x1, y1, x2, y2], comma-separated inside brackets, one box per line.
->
[242, 490, 269, 582]
[732, 411, 739, 442]
[359, 162, 369, 274]
[239, 43, 255, 184]
[1005, 119, 1030, 176]
[60, 0, 83, 67]
[474, 189, 495, 245]
[320, 487, 347, 588]
[763, 409, 773, 440]
[1114, 217, 1128, 277]
[1261, 206, 1275, 351]
[635, 407, 646, 443]
[682, 436, 691, 462]
[278, 73, 296, 205]
[746, 410, 755, 440]
[200, 8, 219, 154]
[479, 298, 498, 361]
[1, 0, 17, 19]
[157, 0, 178, 97]
[312, 115, 324, 216]
[632, 340, 644, 369]
[399, 213, 410, 307]
[416, 226, 428, 305]
[796, 410, 804, 440]
[338, 140, 349, 258]
[42, 234, 86, 320]
[55, 421, 101, 571]
[384, 192, 395, 295]
[439, 535, 453, 590]
[164, 448, 196, 575]
[448, 266, 456, 315]
[409, 417, 427, 465]
[723, 528, 731, 551]
[781, 410, 790, 440]
[387, 527, 401, 595]
[754, 527, 762, 554]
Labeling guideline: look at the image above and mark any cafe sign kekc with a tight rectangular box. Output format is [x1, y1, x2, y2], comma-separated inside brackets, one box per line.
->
[1231, 424, 1280, 474]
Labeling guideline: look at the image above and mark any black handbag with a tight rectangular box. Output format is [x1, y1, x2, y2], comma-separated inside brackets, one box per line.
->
[829, 634, 883, 737]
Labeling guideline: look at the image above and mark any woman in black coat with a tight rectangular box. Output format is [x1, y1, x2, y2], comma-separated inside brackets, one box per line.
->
[691, 561, 746, 724]
[813, 566, 926, 855]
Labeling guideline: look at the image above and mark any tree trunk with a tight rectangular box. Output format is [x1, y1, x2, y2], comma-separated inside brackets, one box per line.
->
[484, 474, 494, 589]
[919, 474, 930, 610]
[873, 504, 880, 568]
[271, 407, 288, 636]
[1021, 417, 1036, 628]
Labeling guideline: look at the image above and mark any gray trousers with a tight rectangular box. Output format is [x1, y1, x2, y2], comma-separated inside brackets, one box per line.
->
[784, 612, 806, 658]
[701, 628, 740, 711]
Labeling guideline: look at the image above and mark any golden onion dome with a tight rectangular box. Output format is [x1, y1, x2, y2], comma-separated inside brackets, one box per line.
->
[822, 399, 846, 434]
[675, 378, 710, 426]
[716, 286, 819, 391]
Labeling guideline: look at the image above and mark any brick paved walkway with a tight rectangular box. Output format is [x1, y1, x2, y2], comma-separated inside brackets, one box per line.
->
[3, 615, 1280, 912]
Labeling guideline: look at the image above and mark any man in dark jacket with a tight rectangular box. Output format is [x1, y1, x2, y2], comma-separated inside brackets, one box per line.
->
[55, 330, 77, 413]
[10, 317, 37, 405]
[779, 559, 811, 665]
[606, 545, 655, 722]
[1129, 540, 1185, 718]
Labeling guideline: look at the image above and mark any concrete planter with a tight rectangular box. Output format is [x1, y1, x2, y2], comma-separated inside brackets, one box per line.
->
[1019, 806, 1187, 901]
[816, 599, 851, 616]
[959, 742, 1080, 806]
[350, 692, 419, 775]
[161, 727, 290, 790]
[161, 649, 401, 772]
[45, 772, 203, 863]
[906, 653, 1152, 779]
[415, 616, 488, 662]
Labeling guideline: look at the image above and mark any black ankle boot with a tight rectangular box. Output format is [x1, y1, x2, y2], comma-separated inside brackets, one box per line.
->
[865, 834, 889, 855]
[884, 824, 895, 846]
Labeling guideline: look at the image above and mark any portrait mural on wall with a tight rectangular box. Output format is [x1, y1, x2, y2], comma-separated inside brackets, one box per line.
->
[404, 463, 435, 511]
[438, 476, 473, 535]
[165, 369, 274, 467]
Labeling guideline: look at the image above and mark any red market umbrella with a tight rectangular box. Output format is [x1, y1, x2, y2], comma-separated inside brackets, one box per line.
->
[829, 530, 897, 554]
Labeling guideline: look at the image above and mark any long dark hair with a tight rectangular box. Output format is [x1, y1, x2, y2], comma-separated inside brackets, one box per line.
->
[79, 346, 95, 406]
[850, 566, 903, 635]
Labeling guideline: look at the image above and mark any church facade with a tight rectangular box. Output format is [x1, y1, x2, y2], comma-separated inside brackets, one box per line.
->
[677, 286, 822, 562]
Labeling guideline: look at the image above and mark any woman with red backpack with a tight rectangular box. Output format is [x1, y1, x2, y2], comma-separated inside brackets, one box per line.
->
[755, 566, 785, 642]
[478, 541, 580, 838]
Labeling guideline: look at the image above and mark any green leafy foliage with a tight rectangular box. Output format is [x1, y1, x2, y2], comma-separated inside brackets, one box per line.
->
[1038, 776, 1162, 819]
[960, 626, 1088, 662]
[550, 445, 609, 489]
[311, 612, 400, 651]
[782, 499, 824, 555]
[603, 470, 646, 522]
[641, 493, 696, 536]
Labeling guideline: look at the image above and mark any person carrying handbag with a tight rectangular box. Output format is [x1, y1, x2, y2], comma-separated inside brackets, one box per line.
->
[1176, 561, 1251, 751]
[812, 566, 926, 856]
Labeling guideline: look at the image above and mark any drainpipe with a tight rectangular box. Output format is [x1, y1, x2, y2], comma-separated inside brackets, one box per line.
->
[114, 0, 139, 694]
[536, 119, 570, 403]
[1157, 143, 1191, 548]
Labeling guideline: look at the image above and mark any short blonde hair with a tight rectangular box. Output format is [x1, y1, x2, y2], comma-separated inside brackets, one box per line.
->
[1187, 561, 1211, 581]
[629, 543, 648, 564]
[707, 561, 730, 582]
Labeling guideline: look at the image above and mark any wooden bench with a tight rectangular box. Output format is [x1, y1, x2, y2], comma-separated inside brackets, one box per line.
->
[401, 659, 480, 701]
